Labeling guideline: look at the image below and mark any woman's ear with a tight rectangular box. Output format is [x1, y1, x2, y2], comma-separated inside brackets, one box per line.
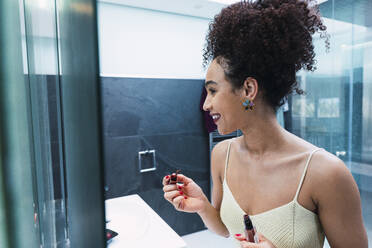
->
[243, 77, 258, 100]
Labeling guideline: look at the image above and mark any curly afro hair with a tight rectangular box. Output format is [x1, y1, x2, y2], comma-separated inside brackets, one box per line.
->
[203, 0, 329, 111]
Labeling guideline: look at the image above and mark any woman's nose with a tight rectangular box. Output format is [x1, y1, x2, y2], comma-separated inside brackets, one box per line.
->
[203, 97, 211, 112]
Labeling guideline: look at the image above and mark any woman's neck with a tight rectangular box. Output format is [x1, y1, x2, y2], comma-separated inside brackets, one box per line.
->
[239, 112, 288, 158]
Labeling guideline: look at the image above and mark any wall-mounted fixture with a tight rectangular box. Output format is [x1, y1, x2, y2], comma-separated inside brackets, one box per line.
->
[138, 150, 157, 173]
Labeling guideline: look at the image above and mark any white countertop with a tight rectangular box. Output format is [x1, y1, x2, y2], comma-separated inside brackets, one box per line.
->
[105, 194, 187, 248]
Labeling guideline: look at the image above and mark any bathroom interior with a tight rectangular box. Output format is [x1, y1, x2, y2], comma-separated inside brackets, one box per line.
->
[0, 0, 371, 247]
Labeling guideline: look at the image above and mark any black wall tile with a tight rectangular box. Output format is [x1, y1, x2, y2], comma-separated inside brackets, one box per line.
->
[101, 77, 206, 137]
[103, 133, 209, 199]
[101, 77, 210, 235]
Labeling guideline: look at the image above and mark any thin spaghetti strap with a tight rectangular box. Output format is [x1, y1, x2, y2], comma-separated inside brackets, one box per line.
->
[294, 148, 323, 201]
[223, 139, 234, 181]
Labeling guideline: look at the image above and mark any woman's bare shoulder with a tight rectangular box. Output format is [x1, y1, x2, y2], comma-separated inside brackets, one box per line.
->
[284, 131, 356, 204]
[211, 138, 235, 158]
[309, 149, 350, 179]
[210, 138, 234, 179]
[307, 149, 356, 203]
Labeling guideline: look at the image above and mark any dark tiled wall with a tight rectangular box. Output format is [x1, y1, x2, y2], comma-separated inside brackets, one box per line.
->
[101, 77, 210, 235]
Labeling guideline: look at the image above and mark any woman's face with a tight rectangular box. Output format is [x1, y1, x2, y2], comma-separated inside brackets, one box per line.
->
[203, 59, 245, 135]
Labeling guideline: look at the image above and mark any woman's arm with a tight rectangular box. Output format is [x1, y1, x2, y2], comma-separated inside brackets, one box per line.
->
[312, 153, 368, 248]
[198, 140, 230, 237]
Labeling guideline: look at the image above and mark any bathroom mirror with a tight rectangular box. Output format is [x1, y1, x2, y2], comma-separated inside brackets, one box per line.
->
[4, 0, 371, 246]
[3, 0, 370, 247]
[97, 0, 372, 247]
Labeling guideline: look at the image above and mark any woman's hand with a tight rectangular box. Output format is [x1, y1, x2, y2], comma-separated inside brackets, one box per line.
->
[234, 233, 276, 248]
[162, 174, 208, 213]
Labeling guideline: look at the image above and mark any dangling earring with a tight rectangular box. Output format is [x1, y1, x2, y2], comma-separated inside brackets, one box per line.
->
[242, 99, 255, 111]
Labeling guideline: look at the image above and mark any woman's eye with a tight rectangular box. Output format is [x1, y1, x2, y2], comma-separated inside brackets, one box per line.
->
[208, 88, 216, 94]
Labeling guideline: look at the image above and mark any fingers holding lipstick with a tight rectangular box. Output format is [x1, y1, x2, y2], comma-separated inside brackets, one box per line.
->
[163, 190, 187, 211]
[239, 241, 261, 248]
[175, 174, 193, 186]
[234, 233, 246, 241]
[162, 175, 170, 185]
[234, 234, 260, 248]
[162, 183, 179, 192]
[234, 233, 276, 248]
[172, 195, 187, 211]
[163, 189, 184, 203]
[163, 179, 184, 194]
[162, 172, 208, 213]
[162, 172, 186, 206]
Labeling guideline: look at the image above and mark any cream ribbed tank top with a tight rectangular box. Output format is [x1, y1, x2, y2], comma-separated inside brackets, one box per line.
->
[220, 139, 325, 248]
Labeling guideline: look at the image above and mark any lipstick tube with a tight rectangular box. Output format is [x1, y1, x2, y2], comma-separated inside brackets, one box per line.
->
[243, 214, 258, 243]
[169, 169, 180, 184]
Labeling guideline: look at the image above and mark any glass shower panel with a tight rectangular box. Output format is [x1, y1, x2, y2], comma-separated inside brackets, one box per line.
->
[56, 0, 106, 246]
[0, 0, 39, 247]
[290, 18, 353, 158]
[21, 0, 68, 247]
[349, 0, 372, 245]
[288, 0, 372, 245]
[1, 0, 104, 247]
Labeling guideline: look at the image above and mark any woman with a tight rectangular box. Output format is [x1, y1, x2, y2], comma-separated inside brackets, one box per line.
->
[163, 0, 368, 247]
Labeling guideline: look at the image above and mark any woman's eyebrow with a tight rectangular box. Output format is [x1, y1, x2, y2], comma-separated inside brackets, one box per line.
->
[205, 80, 218, 87]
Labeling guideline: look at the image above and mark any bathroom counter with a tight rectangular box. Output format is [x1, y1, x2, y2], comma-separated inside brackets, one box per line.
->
[105, 194, 187, 248]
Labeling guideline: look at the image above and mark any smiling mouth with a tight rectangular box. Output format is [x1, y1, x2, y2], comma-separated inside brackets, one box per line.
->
[211, 114, 221, 123]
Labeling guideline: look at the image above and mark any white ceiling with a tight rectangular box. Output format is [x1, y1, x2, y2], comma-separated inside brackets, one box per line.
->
[98, 0, 226, 19]
[99, 0, 329, 19]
